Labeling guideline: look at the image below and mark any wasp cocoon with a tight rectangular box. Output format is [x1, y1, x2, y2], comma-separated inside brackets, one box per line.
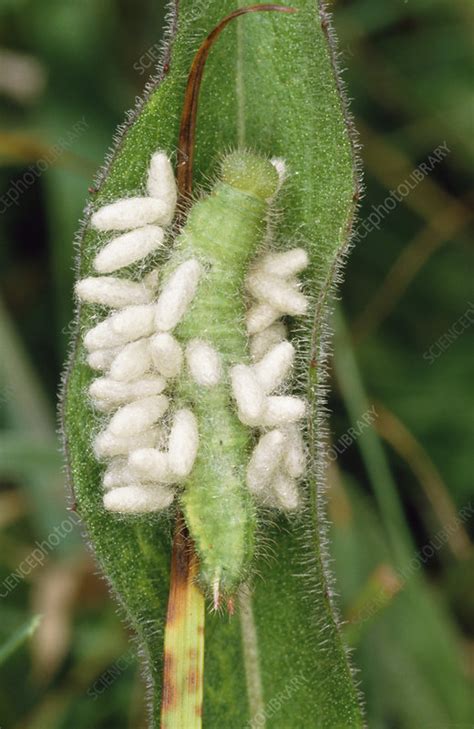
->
[75, 276, 153, 308]
[104, 483, 175, 513]
[77, 150, 189, 523]
[86, 346, 122, 371]
[185, 340, 222, 387]
[84, 305, 156, 350]
[146, 152, 178, 224]
[109, 339, 152, 381]
[106, 395, 169, 438]
[128, 449, 173, 483]
[93, 226, 165, 274]
[258, 247, 309, 277]
[94, 427, 162, 459]
[167, 409, 199, 479]
[91, 197, 171, 231]
[103, 461, 141, 489]
[259, 395, 306, 426]
[89, 376, 166, 406]
[246, 270, 308, 316]
[230, 364, 266, 425]
[253, 340, 295, 393]
[249, 321, 287, 361]
[246, 426, 304, 510]
[154, 259, 202, 331]
[271, 471, 299, 510]
[246, 302, 281, 334]
[246, 429, 286, 494]
[150, 333, 183, 378]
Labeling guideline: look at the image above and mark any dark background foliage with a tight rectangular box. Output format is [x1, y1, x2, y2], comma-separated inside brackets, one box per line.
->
[0, 1, 472, 727]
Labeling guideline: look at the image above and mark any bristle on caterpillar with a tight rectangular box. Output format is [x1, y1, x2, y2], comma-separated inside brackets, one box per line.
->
[76, 149, 309, 595]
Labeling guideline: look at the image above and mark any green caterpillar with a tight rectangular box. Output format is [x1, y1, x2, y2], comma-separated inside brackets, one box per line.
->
[75, 148, 308, 602]
[173, 153, 281, 597]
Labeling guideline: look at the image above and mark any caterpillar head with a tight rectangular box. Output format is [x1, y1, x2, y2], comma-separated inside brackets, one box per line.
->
[220, 151, 280, 201]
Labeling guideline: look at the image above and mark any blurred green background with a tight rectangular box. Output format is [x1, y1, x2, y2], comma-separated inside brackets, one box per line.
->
[0, 1, 472, 727]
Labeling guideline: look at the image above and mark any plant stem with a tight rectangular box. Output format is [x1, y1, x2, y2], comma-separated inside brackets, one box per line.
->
[160, 516, 205, 729]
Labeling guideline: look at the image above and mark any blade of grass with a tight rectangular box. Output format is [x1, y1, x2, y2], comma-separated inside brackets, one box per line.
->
[374, 401, 471, 559]
[0, 295, 54, 440]
[0, 296, 72, 539]
[0, 614, 42, 666]
[334, 306, 414, 567]
[333, 307, 473, 721]
[0, 433, 62, 479]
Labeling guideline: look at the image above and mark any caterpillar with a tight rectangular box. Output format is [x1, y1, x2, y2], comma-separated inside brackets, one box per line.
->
[74, 4, 307, 604]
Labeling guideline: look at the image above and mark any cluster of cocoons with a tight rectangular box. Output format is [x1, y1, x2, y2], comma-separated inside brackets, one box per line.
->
[77, 150, 309, 516]
[230, 247, 310, 510]
[77, 152, 207, 514]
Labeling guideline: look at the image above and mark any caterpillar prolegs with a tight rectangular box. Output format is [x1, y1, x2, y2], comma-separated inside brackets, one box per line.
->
[77, 149, 309, 597]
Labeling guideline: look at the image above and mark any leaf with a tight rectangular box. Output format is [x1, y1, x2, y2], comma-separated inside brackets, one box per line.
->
[62, 1, 363, 726]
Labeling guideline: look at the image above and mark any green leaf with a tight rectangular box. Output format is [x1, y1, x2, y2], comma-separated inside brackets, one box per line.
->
[62, 1, 363, 726]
